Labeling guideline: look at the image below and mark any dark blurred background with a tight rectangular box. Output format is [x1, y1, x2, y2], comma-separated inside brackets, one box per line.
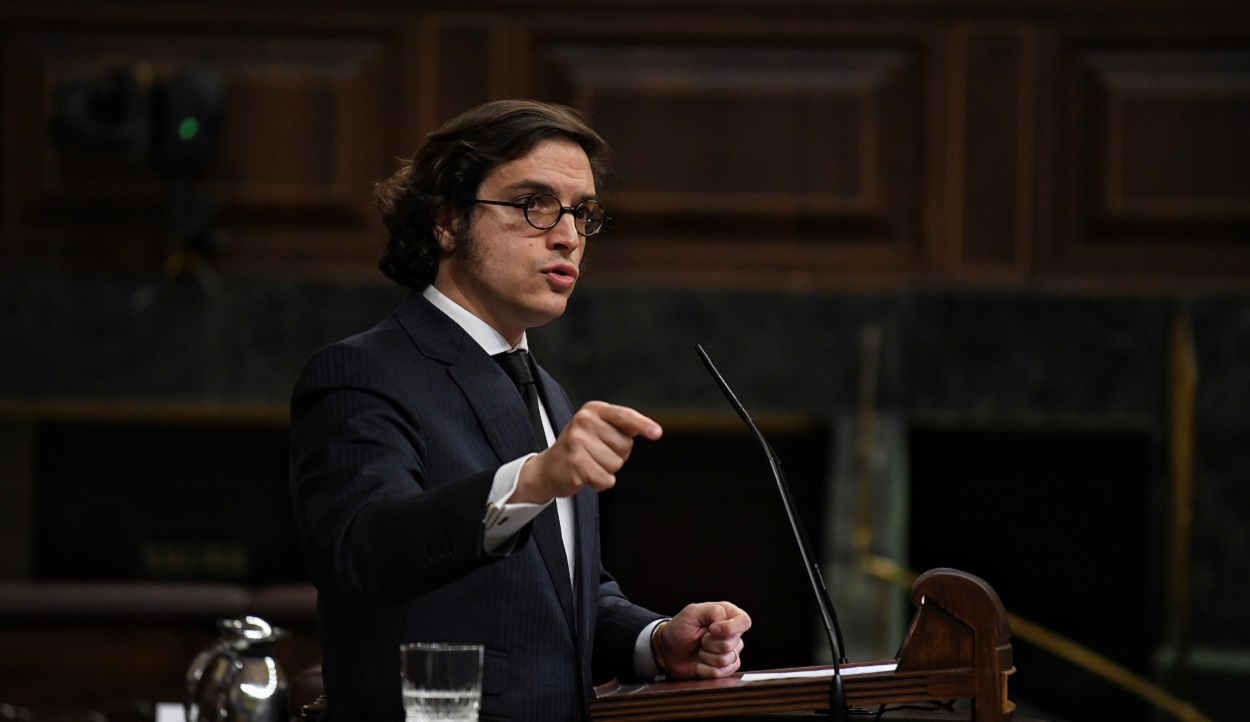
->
[1, 2, 1249, 721]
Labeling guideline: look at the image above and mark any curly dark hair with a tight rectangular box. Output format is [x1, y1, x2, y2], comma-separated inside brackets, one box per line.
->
[375, 99, 612, 289]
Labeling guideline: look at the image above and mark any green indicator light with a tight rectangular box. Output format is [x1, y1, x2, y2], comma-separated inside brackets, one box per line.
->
[178, 116, 200, 141]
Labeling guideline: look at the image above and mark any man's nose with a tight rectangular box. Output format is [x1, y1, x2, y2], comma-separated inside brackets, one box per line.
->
[547, 211, 582, 250]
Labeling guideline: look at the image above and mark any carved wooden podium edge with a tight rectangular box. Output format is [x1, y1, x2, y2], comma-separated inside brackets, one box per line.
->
[591, 568, 1016, 721]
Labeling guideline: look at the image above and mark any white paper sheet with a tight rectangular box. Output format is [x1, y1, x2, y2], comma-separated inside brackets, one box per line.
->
[740, 662, 898, 683]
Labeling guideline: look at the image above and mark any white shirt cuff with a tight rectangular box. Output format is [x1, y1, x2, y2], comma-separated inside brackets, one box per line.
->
[634, 618, 670, 680]
[482, 454, 550, 553]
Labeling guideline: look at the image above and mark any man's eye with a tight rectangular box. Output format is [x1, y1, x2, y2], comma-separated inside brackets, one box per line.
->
[518, 195, 544, 211]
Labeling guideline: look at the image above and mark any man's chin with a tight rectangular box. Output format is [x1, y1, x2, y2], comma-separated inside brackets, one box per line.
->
[523, 298, 570, 328]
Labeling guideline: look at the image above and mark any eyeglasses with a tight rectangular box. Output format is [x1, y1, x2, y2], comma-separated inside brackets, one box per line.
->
[471, 194, 606, 237]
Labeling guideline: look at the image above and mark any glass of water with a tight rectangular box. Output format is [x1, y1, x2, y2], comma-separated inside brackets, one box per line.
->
[400, 642, 484, 721]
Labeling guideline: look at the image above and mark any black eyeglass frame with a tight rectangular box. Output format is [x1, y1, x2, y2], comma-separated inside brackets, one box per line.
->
[471, 194, 606, 237]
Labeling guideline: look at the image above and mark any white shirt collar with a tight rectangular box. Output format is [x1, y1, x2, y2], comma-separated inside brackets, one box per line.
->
[422, 285, 529, 357]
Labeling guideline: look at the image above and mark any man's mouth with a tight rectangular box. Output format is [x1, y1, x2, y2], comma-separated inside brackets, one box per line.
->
[542, 262, 579, 282]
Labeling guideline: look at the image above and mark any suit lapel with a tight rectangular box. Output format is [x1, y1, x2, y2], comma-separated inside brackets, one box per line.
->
[393, 292, 534, 464]
[448, 355, 539, 463]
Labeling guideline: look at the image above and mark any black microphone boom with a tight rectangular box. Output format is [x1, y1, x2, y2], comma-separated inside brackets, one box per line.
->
[696, 344, 849, 721]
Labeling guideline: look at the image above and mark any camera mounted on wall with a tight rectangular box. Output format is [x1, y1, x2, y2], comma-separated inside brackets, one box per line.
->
[52, 63, 224, 174]
[51, 63, 228, 305]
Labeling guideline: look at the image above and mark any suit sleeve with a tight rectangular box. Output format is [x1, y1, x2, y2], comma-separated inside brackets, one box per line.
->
[289, 340, 508, 601]
[592, 568, 666, 682]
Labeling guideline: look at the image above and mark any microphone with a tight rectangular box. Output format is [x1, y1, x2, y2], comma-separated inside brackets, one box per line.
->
[696, 344, 849, 722]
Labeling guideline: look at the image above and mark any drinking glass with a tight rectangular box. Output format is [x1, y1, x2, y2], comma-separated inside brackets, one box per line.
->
[400, 642, 483, 722]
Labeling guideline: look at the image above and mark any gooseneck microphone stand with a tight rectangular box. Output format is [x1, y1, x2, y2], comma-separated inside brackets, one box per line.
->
[696, 345, 849, 722]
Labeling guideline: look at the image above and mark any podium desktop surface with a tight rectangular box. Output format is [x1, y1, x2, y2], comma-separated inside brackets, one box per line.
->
[610, 706, 1054, 722]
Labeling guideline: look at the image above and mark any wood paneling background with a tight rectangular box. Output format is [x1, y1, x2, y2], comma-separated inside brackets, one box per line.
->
[3, 0, 1249, 290]
[3, 2, 1250, 720]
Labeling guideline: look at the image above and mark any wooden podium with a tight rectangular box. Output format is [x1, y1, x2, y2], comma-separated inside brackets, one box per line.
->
[591, 568, 1015, 721]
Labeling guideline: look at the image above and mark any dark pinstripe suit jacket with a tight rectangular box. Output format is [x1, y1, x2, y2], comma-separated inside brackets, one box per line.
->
[289, 292, 661, 721]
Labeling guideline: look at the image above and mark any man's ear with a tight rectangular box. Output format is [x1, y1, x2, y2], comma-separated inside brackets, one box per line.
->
[433, 206, 459, 252]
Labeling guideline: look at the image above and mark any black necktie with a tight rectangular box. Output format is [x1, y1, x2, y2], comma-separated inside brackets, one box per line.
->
[494, 349, 548, 452]
[496, 350, 576, 602]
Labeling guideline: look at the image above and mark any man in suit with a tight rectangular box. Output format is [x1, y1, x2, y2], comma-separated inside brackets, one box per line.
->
[289, 99, 751, 721]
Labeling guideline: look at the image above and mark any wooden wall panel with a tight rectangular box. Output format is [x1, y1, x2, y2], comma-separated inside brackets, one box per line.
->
[417, 14, 508, 139]
[1105, 53, 1250, 220]
[944, 24, 1038, 280]
[1, 28, 398, 276]
[536, 42, 926, 286]
[2, 3, 1250, 290]
[1049, 44, 1250, 282]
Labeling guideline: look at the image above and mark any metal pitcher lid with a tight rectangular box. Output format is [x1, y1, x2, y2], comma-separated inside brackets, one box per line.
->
[217, 615, 285, 643]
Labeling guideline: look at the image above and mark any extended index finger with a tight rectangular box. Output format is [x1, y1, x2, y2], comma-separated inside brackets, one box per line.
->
[591, 402, 664, 441]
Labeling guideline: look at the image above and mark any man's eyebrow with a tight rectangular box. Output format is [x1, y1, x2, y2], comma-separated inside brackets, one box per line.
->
[502, 180, 597, 202]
